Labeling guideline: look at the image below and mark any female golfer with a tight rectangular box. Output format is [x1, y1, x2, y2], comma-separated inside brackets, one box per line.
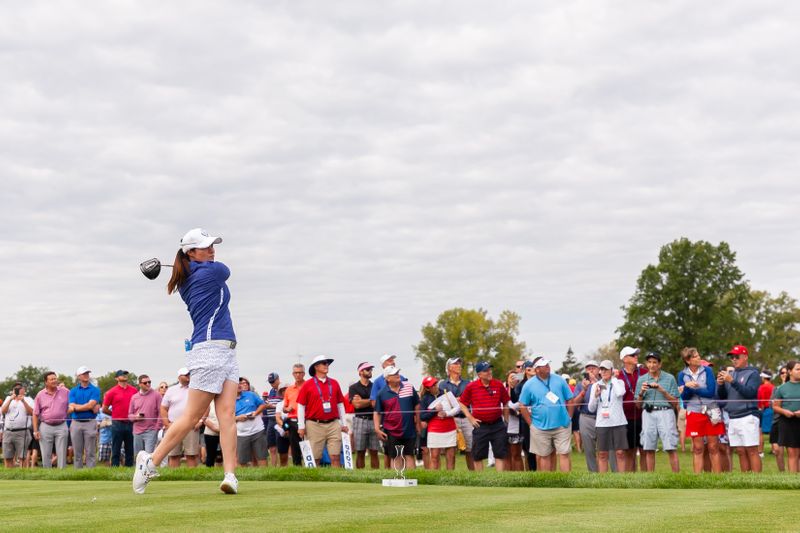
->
[133, 228, 239, 494]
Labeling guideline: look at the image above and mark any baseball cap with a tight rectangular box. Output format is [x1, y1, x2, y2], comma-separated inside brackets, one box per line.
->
[561, 373, 570, 381]
[727, 345, 749, 356]
[180, 228, 222, 253]
[760, 371, 773, 379]
[599, 360, 614, 370]
[115, 370, 129, 377]
[383, 366, 401, 379]
[533, 358, 550, 369]
[267, 372, 279, 384]
[619, 346, 640, 360]
[76, 366, 91, 376]
[645, 352, 661, 362]
[422, 376, 438, 388]
[357, 362, 374, 372]
[584, 360, 599, 368]
[178, 367, 190, 376]
[475, 361, 492, 373]
[445, 357, 462, 366]
[380, 354, 397, 364]
[522, 360, 535, 369]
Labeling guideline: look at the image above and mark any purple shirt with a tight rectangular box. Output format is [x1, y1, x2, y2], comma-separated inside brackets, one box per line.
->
[34, 386, 70, 424]
[128, 389, 163, 434]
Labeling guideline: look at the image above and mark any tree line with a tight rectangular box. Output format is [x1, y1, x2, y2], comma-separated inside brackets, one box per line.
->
[0, 366, 139, 397]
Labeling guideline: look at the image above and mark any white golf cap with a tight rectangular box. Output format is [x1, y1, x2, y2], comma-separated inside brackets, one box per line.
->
[178, 367, 190, 376]
[75, 366, 91, 375]
[533, 358, 551, 369]
[619, 346, 640, 360]
[585, 360, 599, 368]
[561, 373, 570, 381]
[383, 365, 401, 379]
[599, 359, 614, 370]
[380, 354, 397, 364]
[180, 228, 222, 253]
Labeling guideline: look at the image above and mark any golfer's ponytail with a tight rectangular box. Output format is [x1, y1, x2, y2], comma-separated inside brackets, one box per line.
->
[167, 249, 191, 294]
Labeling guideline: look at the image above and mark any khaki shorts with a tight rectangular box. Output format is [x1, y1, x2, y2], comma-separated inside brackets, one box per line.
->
[306, 420, 342, 460]
[530, 425, 572, 456]
[168, 428, 201, 457]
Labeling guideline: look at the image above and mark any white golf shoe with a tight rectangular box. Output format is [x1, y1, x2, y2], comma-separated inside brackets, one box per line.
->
[132, 451, 159, 494]
[219, 472, 239, 494]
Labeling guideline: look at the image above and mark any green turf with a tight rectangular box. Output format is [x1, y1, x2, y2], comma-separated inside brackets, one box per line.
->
[1, 480, 796, 532]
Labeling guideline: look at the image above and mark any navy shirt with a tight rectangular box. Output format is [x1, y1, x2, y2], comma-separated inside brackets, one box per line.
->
[180, 261, 236, 346]
[375, 382, 419, 439]
[369, 374, 407, 402]
[68, 383, 101, 420]
[439, 378, 470, 417]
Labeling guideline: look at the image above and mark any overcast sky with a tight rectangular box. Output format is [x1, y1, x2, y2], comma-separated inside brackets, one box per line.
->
[2, 1, 799, 390]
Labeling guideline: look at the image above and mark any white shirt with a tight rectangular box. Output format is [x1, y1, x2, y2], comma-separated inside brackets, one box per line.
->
[587, 377, 627, 427]
[161, 384, 189, 422]
[2, 396, 34, 430]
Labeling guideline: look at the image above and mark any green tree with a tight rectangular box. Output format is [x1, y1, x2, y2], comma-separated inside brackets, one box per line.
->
[743, 290, 800, 372]
[556, 346, 582, 378]
[414, 308, 528, 378]
[616, 238, 752, 374]
[0, 365, 63, 396]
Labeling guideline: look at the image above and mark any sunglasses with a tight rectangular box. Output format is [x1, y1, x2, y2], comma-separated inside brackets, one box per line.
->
[515, 365, 523, 368]
[730, 355, 742, 360]
[140, 381, 151, 385]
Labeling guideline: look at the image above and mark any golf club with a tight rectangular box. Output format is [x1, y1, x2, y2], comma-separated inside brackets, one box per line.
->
[139, 258, 173, 280]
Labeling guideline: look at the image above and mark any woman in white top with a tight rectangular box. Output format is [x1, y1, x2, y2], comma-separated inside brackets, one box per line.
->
[588, 360, 629, 472]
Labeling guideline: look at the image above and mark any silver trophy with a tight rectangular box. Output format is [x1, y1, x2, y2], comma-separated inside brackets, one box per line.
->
[393, 445, 407, 479]
[381, 444, 417, 487]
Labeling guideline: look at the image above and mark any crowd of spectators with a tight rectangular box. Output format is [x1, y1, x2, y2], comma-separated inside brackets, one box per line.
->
[2, 345, 799, 474]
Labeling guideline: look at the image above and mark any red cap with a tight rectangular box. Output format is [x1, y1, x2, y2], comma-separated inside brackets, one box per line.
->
[727, 345, 749, 356]
[422, 376, 438, 388]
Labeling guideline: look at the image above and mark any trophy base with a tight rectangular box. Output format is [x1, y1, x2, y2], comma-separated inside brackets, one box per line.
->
[382, 479, 418, 487]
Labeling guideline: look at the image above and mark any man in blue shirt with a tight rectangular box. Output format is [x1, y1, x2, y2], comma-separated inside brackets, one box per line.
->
[519, 358, 576, 472]
[68, 366, 101, 468]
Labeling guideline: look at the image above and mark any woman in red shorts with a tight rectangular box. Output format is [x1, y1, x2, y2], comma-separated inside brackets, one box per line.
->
[677, 347, 724, 473]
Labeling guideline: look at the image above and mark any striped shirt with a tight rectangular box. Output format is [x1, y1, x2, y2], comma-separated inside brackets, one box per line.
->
[459, 378, 509, 424]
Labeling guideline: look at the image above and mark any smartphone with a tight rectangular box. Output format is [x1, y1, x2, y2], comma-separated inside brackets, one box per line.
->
[582, 372, 590, 380]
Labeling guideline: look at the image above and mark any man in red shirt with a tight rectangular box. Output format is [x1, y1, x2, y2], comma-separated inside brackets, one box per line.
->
[458, 361, 510, 471]
[103, 370, 138, 467]
[297, 355, 349, 467]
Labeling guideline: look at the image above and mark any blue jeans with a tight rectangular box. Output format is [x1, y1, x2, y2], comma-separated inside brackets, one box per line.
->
[111, 421, 134, 466]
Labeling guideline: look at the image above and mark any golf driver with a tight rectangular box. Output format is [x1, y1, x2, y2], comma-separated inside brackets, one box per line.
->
[139, 258, 173, 280]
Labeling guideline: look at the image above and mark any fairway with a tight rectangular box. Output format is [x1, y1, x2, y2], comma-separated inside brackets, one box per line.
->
[3, 480, 796, 532]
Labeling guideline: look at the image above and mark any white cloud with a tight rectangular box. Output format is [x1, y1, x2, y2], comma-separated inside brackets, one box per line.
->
[1, 1, 799, 388]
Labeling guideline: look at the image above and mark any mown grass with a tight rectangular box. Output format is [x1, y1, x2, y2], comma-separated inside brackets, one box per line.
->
[1, 464, 798, 490]
[0, 480, 797, 533]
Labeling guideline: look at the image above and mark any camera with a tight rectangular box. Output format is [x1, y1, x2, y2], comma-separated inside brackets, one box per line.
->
[582, 372, 590, 380]
[13, 386, 21, 396]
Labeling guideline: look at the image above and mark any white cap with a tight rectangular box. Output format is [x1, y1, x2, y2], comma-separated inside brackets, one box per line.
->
[599, 359, 614, 370]
[178, 367, 190, 376]
[383, 365, 401, 378]
[76, 366, 91, 376]
[180, 228, 222, 253]
[533, 358, 550, 369]
[560, 373, 570, 381]
[380, 354, 397, 364]
[619, 346, 640, 360]
[584, 360, 599, 368]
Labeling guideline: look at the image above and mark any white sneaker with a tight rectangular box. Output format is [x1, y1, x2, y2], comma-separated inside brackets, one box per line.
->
[132, 451, 159, 494]
[219, 473, 238, 494]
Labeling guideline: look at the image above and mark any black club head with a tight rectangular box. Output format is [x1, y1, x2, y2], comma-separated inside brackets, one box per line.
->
[140, 258, 162, 280]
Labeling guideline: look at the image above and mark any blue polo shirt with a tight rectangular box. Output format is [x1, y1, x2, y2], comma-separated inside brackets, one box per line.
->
[180, 261, 236, 346]
[519, 374, 573, 430]
[68, 383, 101, 420]
[235, 390, 264, 415]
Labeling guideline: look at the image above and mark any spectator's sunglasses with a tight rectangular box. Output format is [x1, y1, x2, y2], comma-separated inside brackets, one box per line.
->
[730, 355, 743, 360]
[140, 380, 151, 385]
